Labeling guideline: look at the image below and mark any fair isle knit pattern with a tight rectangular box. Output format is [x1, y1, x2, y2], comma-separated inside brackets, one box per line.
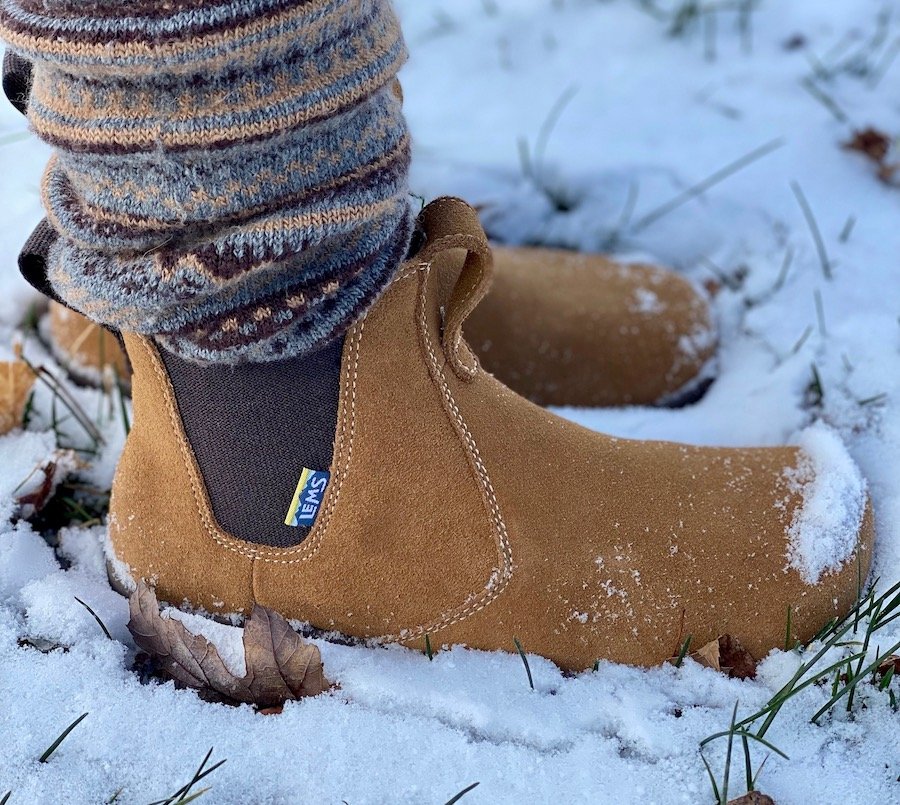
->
[0, 0, 413, 363]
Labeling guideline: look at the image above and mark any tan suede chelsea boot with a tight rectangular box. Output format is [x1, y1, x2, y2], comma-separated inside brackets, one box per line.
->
[44, 301, 130, 385]
[107, 198, 872, 672]
[467, 246, 716, 407]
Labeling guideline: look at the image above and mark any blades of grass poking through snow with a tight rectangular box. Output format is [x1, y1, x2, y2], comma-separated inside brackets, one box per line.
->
[1, 792, 10, 804]
[808, 363, 824, 406]
[839, 215, 857, 243]
[847, 599, 883, 712]
[424, 634, 433, 661]
[814, 289, 828, 337]
[751, 754, 771, 792]
[675, 635, 693, 668]
[746, 247, 794, 308]
[738, 0, 757, 54]
[21, 388, 35, 429]
[113, 368, 131, 436]
[631, 138, 784, 232]
[854, 575, 876, 637]
[444, 782, 480, 805]
[669, 0, 701, 38]
[39, 713, 88, 763]
[809, 618, 838, 647]
[799, 77, 849, 124]
[533, 84, 578, 188]
[721, 702, 738, 804]
[698, 704, 790, 805]
[74, 597, 112, 640]
[732, 579, 900, 736]
[19, 356, 105, 446]
[699, 749, 723, 805]
[704, 9, 717, 62]
[791, 325, 813, 356]
[147, 748, 226, 805]
[700, 727, 789, 759]
[858, 393, 888, 407]
[105, 789, 124, 804]
[742, 735, 753, 793]
[811, 639, 900, 724]
[791, 181, 833, 280]
[869, 35, 900, 87]
[61, 496, 102, 527]
[513, 637, 534, 691]
[615, 180, 641, 236]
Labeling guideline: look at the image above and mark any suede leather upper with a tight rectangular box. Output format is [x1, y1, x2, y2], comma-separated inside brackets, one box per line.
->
[109, 199, 873, 671]
[467, 245, 717, 407]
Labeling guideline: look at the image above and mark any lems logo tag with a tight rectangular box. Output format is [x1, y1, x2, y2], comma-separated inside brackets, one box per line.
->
[284, 468, 331, 528]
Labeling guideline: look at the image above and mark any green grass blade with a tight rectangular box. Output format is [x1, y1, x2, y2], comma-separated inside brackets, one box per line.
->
[39, 713, 88, 763]
[699, 749, 723, 805]
[513, 637, 534, 691]
[444, 782, 480, 804]
[74, 597, 112, 640]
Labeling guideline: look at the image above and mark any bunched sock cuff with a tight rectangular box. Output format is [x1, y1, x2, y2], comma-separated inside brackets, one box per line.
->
[0, 0, 413, 364]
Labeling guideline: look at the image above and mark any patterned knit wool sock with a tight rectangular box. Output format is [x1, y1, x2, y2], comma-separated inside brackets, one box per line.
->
[0, 0, 413, 364]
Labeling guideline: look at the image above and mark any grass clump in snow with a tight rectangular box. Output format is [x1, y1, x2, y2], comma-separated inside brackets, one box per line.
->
[147, 748, 226, 805]
[699, 575, 900, 802]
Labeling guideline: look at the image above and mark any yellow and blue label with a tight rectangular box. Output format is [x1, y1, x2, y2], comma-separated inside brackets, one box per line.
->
[284, 468, 331, 528]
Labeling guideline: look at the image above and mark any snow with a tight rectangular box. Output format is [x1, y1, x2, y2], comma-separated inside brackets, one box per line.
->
[785, 422, 868, 584]
[2, 1, 900, 803]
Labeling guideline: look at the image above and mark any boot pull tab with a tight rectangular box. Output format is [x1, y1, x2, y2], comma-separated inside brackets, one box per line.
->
[417, 197, 494, 382]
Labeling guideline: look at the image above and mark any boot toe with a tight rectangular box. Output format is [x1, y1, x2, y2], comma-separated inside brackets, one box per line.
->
[467, 246, 717, 407]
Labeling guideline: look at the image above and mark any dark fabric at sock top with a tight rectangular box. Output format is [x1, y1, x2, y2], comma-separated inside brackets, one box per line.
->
[3, 50, 31, 115]
[160, 337, 344, 549]
[18, 218, 62, 304]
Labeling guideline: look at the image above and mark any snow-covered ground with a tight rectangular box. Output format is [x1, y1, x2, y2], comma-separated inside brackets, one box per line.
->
[2, 1, 900, 802]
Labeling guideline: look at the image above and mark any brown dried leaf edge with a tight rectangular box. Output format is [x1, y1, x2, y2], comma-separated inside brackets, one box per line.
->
[128, 582, 329, 708]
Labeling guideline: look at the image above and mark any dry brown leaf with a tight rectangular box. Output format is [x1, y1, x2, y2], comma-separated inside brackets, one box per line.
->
[877, 655, 900, 677]
[844, 127, 892, 164]
[718, 635, 758, 681]
[0, 359, 35, 435]
[672, 635, 758, 680]
[693, 638, 721, 673]
[727, 793, 776, 805]
[15, 461, 59, 513]
[128, 582, 329, 708]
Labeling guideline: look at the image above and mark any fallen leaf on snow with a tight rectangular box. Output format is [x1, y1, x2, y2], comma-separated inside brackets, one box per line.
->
[128, 582, 329, 708]
[717, 635, 758, 680]
[727, 793, 776, 805]
[694, 638, 722, 672]
[842, 128, 900, 185]
[15, 452, 81, 518]
[877, 656, 900, 677]
[844, 127, 892, 163]
[0, 359, 35, 435]
[16, 461, 60, 514]
[675, 635, 758, 680]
